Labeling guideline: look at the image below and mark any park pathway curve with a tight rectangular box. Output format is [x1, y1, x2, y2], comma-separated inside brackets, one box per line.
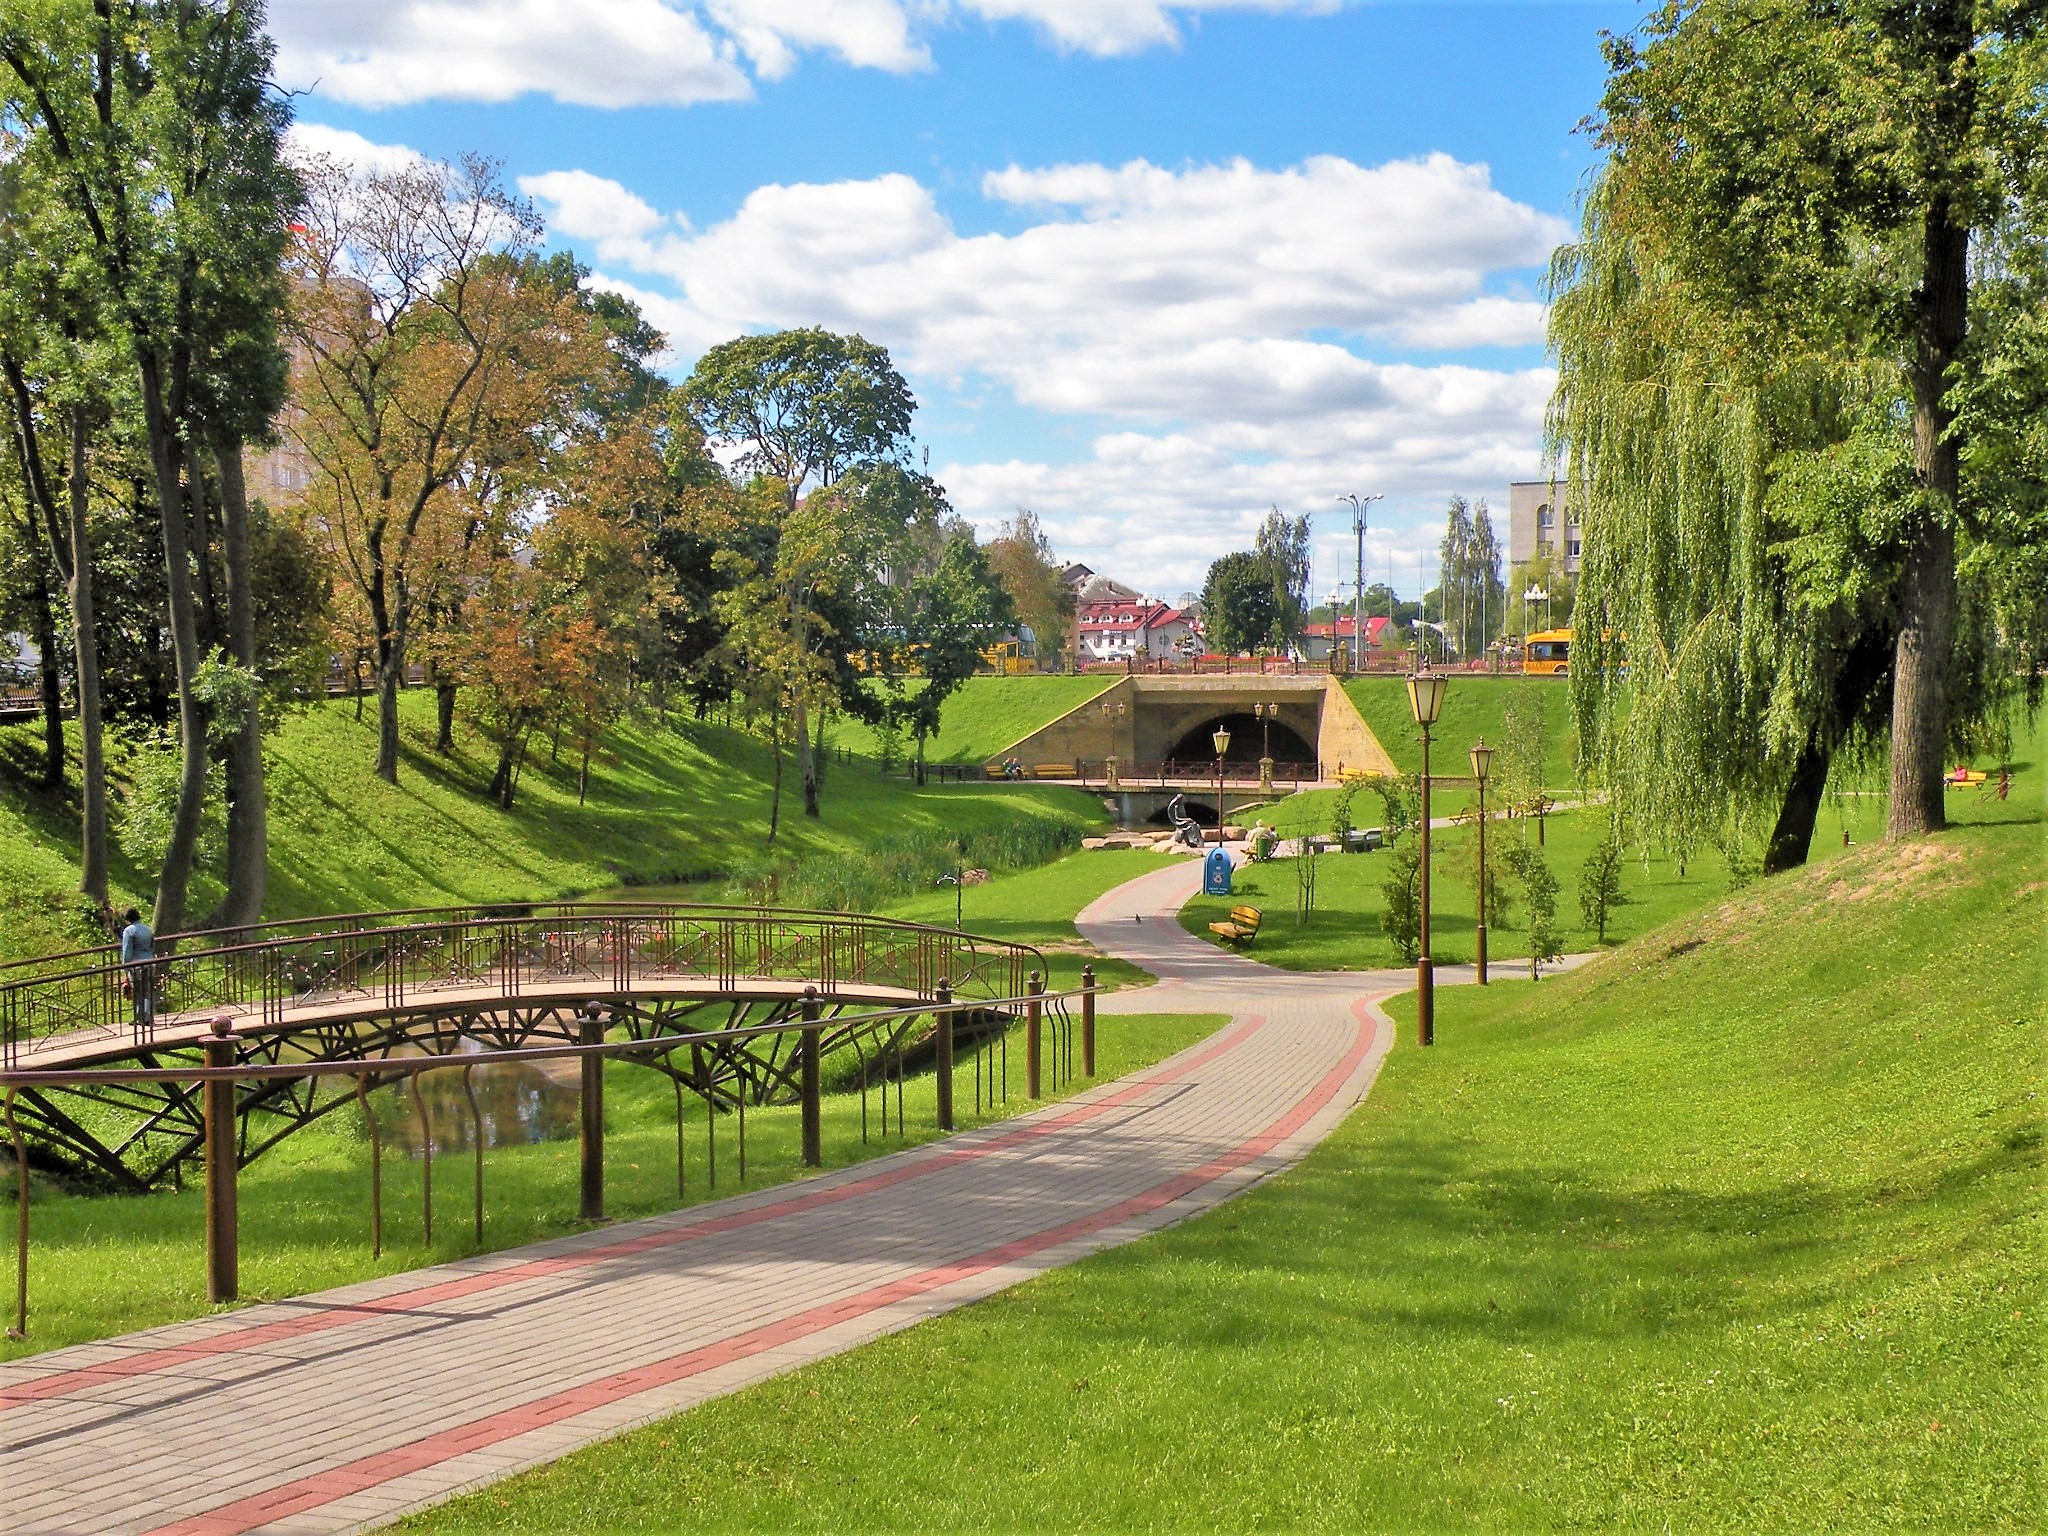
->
[3, 856, 1410, 1536]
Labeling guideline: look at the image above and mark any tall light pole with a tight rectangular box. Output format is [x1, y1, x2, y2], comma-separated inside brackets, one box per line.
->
[1254, 701, 1275, 793]
[1212, 724, 1231, 846]
[1470, 738, 1492, 985]
[1406, 669, 1446, 1046]
[1336, 493, 1383, 671]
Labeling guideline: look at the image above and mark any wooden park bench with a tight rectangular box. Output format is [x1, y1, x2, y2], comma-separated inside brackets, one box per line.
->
[1032, 763, 1077, 780]
[985, 763, 1009, 780]
[1207, 905, 1263, 947]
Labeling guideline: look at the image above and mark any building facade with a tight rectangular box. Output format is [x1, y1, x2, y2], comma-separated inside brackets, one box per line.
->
[1077, 599, 1197, 663]
[1507, 480, 1582, 574]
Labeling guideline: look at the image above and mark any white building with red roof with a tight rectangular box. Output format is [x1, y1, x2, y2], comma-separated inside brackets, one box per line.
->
[1077, 598, 1198, 663]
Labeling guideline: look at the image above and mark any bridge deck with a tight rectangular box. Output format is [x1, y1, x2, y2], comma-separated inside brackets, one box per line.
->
[1, 861, 1403, 1536]
[7, 977, 933, 1073]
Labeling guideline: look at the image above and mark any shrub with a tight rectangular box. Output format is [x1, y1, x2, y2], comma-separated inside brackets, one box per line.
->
[1577, 834, 1628, 943]
[1378, 840, 1422, 962]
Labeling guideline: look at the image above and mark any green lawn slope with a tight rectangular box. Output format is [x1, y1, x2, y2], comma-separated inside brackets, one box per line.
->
[825, 675, 1114, 763]
[0, 693, 1110, 964]
[406, 810, 2045, 1533]
[1346, 673, 1578, 786]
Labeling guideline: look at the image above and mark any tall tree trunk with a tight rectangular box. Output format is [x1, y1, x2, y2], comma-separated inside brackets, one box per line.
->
[1763, 734, 1832, 874]
[792, 602, 818, 818]
[1887, 196, 1968, 841]
[376, 646, 403, 784]
[33, 575, 64, 790]
[767, 710, 784, 844]
[67, 405, 108, 908]
[213, 437, 265, 928]
[136, 356, 210, 935]
[436, 675, 457, 752]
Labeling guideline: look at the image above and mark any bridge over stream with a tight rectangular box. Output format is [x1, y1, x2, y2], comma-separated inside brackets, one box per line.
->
[0, 903, 1060, 1192]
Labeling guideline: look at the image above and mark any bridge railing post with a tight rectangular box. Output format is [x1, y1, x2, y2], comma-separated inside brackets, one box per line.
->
[1026, 971, 1044, 1100]
[934, 977, 954, 1131]
[579, 1001, 606, 1222]
[1081, 963, 1097, 1078]
[800, 986, 822, 1168]
[203, 1017, 238, 1303]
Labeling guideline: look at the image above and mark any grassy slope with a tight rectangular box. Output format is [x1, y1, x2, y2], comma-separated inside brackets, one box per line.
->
[825, 675, 1113, 763]
[1346, 674, 1579, 785]
[0, 694, 1110, 964]
[404, 812, 2043, 1534]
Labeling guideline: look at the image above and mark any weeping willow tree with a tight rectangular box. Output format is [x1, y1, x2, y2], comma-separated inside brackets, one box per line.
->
[1550, 0, 2047, 869]
[1547, 180, 1899, 872]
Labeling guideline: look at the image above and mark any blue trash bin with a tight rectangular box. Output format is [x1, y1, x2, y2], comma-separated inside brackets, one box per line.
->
[1202, 848, 1234, 896]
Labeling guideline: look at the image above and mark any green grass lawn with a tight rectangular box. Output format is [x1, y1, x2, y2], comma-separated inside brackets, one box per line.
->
[400, 812, 2045, 1534]
[824, 675, 1114, 764]
[0, 693, 1112, 964]
[3, 1011, 1226, 1361]
[1346, 674, 1579, 787]
[871, 847, 1179, 992]
[1179, 806, 1738, 970]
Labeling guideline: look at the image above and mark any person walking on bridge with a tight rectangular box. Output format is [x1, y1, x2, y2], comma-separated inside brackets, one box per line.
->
[119, 907, 156, 1028]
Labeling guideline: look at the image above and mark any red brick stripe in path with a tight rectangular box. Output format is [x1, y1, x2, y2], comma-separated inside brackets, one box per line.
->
[5, 855, 1405, 1536]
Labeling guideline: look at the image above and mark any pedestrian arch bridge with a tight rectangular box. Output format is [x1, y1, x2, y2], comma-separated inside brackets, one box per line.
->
[0, 902, 1053, 1190]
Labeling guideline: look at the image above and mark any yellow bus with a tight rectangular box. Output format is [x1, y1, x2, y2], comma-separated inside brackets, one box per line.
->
[979, 640, 1036, 675]
[1523, 628, 1572, 677]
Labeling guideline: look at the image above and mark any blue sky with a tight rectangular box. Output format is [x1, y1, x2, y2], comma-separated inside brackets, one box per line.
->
[275, 0, 1643, 599]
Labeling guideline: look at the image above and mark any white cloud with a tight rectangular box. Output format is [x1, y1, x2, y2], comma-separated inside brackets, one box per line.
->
[268, 0, 751, 108]
[513, 151, 1567, 594]
[283, 122, 427, 177]
[267, 0, 1342, 108]
[960, 0, 1336, 57]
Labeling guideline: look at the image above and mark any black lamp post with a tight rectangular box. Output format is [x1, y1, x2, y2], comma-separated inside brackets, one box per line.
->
[1470, 738, 1492, 986]
[1406, 669, 1446, 1046]
[1254, 702, 1275, 793]
[1212, 724, 1231, 845]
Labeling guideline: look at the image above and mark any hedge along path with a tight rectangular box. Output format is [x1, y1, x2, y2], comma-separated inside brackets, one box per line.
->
[3, 859, 1410, 1536]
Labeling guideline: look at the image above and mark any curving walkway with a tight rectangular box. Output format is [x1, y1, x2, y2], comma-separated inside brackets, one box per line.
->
[3, 858, 1441, 1536]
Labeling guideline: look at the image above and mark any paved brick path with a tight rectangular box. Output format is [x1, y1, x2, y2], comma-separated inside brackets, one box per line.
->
[4, 858, 1412, 1536]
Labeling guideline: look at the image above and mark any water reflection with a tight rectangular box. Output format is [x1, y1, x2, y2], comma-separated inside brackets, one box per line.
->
[373, 1036, 579, 1157]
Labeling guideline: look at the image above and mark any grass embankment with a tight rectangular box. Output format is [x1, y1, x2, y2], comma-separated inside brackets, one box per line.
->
[405, 813, 2045, 1534]
[1345, 674, 1578, 787]
[0, 692, 1110, 964]
[825, 675, 1113, 764]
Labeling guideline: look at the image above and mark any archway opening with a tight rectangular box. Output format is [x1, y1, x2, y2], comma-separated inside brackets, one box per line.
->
[1167, 713, 1314, 766]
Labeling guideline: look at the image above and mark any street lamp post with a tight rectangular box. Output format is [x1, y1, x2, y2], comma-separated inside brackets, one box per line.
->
[1406, 669, 1446, 1046]
[1254, 702, 1275, 794]
[1336, 493, 1384, 672]
[1100, 699, 1126, 788]
[1470, 738, 1492, 986]
[1212, 724, 1231, 846]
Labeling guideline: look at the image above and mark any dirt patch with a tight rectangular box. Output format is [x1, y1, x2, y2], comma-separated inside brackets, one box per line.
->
[1823, 838, 1971, 904]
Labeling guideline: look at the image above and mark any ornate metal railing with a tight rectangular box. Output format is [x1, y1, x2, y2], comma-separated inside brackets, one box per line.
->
[0, 904, 1044, 1068]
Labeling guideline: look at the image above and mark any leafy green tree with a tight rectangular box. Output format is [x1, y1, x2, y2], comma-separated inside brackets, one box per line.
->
[1253, 508, 1311, 651]
[1378, 840, 1422, 963]
[2, 0, 301, 931]
[1503, 842, 1561, 979]
[1576, 833, 1628, 944]
[684, 328, 914, 816]
[891, 527, 1014, 784]
[1200, 550, 1277, 656]
[985, 508, 1071, 670]
[1564, 0, 2047, 850]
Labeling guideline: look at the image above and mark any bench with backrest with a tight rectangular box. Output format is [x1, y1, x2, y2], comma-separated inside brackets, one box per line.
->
[1032, 763, 1077, 780]
[1207, 905, 1262, 946]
